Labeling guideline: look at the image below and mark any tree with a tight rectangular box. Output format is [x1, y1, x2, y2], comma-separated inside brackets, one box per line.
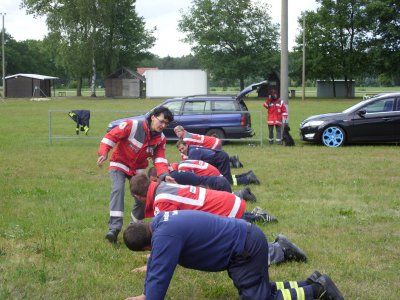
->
[0, 32, 62, 77]
[22, 0, 155, 96]
[294, 0, 371, 97]
[366, 0, 400, 83]
[178, 0, 279, 90]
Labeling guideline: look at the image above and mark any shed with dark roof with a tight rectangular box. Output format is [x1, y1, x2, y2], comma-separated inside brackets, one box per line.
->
[5, 73, 58, 98]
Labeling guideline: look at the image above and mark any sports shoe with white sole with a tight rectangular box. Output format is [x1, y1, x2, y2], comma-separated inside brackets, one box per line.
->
[251, 206, 278, 222]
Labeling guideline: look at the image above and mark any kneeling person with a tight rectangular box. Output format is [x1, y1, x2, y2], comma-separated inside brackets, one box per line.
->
[123, 210, 344, 300]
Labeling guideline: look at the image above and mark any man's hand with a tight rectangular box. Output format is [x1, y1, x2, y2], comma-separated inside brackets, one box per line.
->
[165, 175, 177, 183]
[125, 294, 146, 300]
[97, 154, 108, 167]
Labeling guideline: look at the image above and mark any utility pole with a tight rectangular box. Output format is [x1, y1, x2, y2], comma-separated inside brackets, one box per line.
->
[280, 0, 289, 119]
[1, 13, 5, 99]
[302, 14, 306, 101]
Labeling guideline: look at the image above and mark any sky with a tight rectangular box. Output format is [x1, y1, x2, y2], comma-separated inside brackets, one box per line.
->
[3, 0, 318, 58]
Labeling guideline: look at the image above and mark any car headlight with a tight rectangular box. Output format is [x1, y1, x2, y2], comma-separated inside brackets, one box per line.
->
[302, 120, 325, 127]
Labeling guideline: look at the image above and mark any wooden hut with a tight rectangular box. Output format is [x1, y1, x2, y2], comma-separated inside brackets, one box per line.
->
[105, 67, 145, 98]
[5, 73, 58, 98]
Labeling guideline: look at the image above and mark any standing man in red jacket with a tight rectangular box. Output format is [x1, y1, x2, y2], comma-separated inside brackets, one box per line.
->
[97, 106, 175, 243]
[263, 89, 288, 145]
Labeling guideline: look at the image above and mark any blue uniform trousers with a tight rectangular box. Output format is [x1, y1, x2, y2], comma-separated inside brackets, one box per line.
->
[170, 170, 232, 192]
[211, 150, 233, 184]
[228, 224, 315, 300]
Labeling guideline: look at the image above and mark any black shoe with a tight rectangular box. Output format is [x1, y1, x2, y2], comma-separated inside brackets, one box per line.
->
[230, 155, 242, 168]
[246, 170, 260, 185]
[316, 274, 344, 300]
[105, 229, 120, 243]
[236, 155, 244, 168]
[235, 187, 257, 202]
[274, 234, 307, 262]
[306, 270, 322, 284]
[251, 206, 278, 223]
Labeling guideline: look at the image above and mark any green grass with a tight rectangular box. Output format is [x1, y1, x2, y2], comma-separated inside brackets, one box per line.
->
[0, 96, 399, 299]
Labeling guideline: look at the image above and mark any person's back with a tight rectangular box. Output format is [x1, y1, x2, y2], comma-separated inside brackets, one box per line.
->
[150, 210, 247, 271]
[174, 126, 221, 150]
[147, 181, 246, 219]
[177, 159, 222, 177]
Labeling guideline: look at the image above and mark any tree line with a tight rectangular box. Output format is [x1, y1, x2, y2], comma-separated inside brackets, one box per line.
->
[1, 0, 398, 97]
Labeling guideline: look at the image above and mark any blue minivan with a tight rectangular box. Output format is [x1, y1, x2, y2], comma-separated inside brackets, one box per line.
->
[106, 81, 266, 140]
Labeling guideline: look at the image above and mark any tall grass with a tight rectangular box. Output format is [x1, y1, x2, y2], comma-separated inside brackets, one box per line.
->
[0, 97, 399, 299]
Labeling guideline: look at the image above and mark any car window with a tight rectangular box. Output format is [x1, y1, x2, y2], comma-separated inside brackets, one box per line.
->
[396, 99, 400, 111]
[213, 100, 237, 111]
[365, 98, 394, 113]
[163, 101, 183, 114]
[183, 101, 207, 115]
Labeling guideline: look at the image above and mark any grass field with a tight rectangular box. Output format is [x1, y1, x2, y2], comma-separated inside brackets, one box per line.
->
[0, 96, 399, 300]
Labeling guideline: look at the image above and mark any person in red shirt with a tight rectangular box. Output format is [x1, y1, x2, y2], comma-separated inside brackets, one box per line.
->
[97, 106, 175, 243]
[174, 125, 222, 150]
[148, 166, 256, 202]
[263, 89, 288, 145]
[129, 173, 308, 268]
[174, 125, 243, 168]
[130, 173, 275, 223]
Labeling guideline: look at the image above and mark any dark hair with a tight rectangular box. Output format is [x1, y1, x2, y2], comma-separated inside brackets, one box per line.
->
[130, 173, 151, 197]
[148, 106, 174, 123]
[123, 223, 151, 251]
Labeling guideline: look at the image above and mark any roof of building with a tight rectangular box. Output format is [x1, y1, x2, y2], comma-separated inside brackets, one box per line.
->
[136, 67, 159, 76]
[106, 67, 145, 81]
[5, 73, 59, 80]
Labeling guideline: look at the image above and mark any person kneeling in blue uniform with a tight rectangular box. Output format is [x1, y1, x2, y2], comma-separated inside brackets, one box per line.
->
[148, 166, 256, 202]
[123, 210, 344, 300]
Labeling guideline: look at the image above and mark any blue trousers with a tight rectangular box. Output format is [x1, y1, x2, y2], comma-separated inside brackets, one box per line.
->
[170, 170, 232, 192]
[228, 224, 315, 300]
[211, 150, 233, 184]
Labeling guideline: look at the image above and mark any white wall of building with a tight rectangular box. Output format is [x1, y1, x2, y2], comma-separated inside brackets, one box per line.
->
[144, 69, 208, 98]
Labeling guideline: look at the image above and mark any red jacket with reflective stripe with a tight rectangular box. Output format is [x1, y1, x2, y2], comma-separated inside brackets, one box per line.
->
[181, 130, 221, 149]
[98, 119, 169, 176]
[145, 181, 246, 219]
[263, 98, 288, 125]
[177, 160, 222, 177]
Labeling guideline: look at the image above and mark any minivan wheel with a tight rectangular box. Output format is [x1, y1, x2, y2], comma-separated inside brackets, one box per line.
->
[206, 128, 225, 140]
[322, 126, 345, 147]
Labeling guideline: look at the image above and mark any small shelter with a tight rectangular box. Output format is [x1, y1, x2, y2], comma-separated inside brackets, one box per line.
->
[316, 80, 355, 97]
[257, 72, 280, 98]
[5, 73, 58, 98]
[105, 67, 145, 98]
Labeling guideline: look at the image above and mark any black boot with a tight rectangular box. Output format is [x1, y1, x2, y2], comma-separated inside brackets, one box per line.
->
[234, 187, 256, 202]
[274, 234, 307, 262]
[246, 170, 260, 185]
[105, 229, 120, 243]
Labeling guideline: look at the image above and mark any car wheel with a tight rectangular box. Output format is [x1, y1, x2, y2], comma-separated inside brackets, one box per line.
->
[206, 128, 225, 140]
[322, 126, 345, 147]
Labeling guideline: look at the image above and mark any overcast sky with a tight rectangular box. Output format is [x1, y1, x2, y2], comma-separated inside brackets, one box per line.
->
[3, 0, 318, 57]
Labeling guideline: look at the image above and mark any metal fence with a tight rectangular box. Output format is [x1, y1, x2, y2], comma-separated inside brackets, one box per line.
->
[48, 109, 264, 145]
